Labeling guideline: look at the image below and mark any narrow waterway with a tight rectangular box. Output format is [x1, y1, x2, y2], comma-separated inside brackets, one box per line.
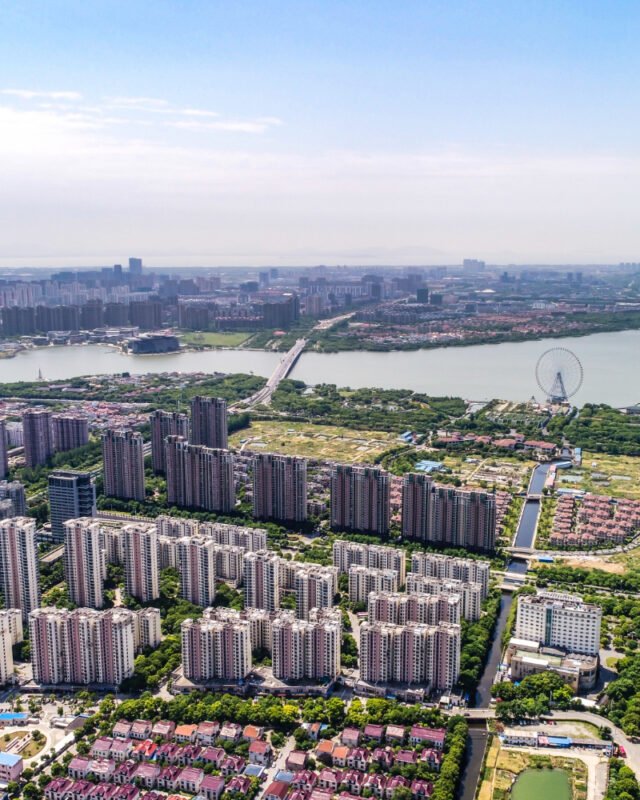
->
[460, 462, 550, 797]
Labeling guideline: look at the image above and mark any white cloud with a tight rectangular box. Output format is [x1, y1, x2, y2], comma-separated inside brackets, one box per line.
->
[1, 89, 82, 101]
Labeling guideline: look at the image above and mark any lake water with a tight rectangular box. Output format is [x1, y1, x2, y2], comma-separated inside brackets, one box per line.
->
[511, 769, 571, 800]
[0, 329, 638, 406]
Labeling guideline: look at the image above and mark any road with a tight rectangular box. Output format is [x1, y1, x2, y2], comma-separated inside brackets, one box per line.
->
[257, 734, 296, 798]
[231, 338, 307, 410]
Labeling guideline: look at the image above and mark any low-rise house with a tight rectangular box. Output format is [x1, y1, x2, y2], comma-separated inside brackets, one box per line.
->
[156, 742, 182, 764]
[130, 720, 152, 740]
[91, 738, 114, 760]
[386, 776, 409, 799]
[196, 721, 220, 745]
[292, 770, 317, 791]
[45, 778, 74, 800]
[310, 791, 332, 800]
[341, 770, 364, 794]
[410, 779, 434, 799]
[133, 739, 158, 761]
[113, 721, 133, 739]
[286, 751, 308, 772]
[371, 748, 393, 770]
[265, 780, 290, 800]
[200, 746, 226, 768]
[346, 748, 369, 772]
[317, 768, 342, 792]
[227, 776, 252, 795]
[68, 756, 92, 779]
[219, 722, 243, 742]
[175, 724, 198, 743]
[395, 750, 417, 766]
[384, 725, 405, 744]
[133, 763, 161, 789]
[221, 755, 246, 776]
[243, 724, 264, 741]
[113, 761, 137, 785]
[315, 740, 334, 761]
[332, 746, 349, 768]
[91, 759, 116, 782]
[420, 750, 442, 771]
[200, 775, 226, 800]
[177, 744, 202, 766]
[363, 724, 385, 742]
[152, 720, 176, 740]
[362, 774, 386, 797]
[408, 727, 446, 751]
[109, 739, 133, 762]
[178, 766, 204, 794]
[249, 740, 273, 766]
[341, 729, 361, 748]
[157, 765, 182, 791]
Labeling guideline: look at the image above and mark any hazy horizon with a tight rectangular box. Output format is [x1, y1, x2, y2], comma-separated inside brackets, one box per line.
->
[2, 1, 640, 267]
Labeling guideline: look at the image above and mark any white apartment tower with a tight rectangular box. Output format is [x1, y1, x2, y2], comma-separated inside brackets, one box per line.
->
[64, 518, 105, 609]
[243, 550, 281, 611]
[271, 616, 341, 682]
[333, 540, 406, 585]
[294, 566, 338, 620]
[348, 564, 399, 605]
[0, 517, 40, 622]
[176, 536, 217, 608]
[181, 616, 251, 682]
[123, 524, 160, 603]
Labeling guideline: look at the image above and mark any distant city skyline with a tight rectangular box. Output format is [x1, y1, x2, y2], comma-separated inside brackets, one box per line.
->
[2, 1, 640, 266]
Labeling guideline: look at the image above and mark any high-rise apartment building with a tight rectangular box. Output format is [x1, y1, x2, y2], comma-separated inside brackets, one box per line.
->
[410, 553, 490, 598]
[368, 591, 461, 626]
[333, 540, 406, 584]
[0, 482, 26, 517]
[0, 609, 23, 645]
[199, 522, 267, 551]
[181, 617, 251, 682]
[272, 616, 341, 682]
[176, 536, 217, 608]
[165, 437, 235, 513]
[134, 608, 162, 652]
[190, 396, 228, 450]
[150, 410, 189, 475]
[0, 420, 7, 481]
[402, 474, 497, 552]
[294, 565, 338, 620]
[0, 518, 40, 621]
[0, 619, 13, 685]
[48, 470, 96, 542]
[123, 524, 159, 603]
[348, 565, 398, 605]
[515, 592, 601, 656]
[128, 257, 143, 275]
[406, 573, 483, 621]
[102, 430, 145, 502]
[51, 414, 89, 452]
[156, 515, 199, 539]
[30, 607, 136, 687]
[63, 518, 105, 609]
[212, 545, 245, 586]
[360, 621, 460, 689]
[243, 550, 281, 612]
[23, 409, 54, 468]
[252, 453, 307, 523]
[330, 465, 390, 536]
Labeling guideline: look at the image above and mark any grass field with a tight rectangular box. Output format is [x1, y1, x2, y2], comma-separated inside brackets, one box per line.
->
[180, 331, 251, 348]
[0, 730, 44, 758]
[229, 420, 397, 462]
[434, 454, 536, 490]
[554, 451, 640, 500]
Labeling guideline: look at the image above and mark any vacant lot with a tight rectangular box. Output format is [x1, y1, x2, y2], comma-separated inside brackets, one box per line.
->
[229, 420, 396, 462]
[554, 451, 640, 500]
[181, 331, 251, 348]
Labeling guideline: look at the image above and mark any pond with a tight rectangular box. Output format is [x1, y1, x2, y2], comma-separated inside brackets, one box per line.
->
[511, 768, 571, 800]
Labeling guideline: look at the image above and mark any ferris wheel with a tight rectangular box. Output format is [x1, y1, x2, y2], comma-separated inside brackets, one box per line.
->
[535, 347, 583, 403]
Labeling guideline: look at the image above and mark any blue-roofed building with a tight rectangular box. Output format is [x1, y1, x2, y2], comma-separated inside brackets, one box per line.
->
[415, 460, 444, 474]
[274, 770, 295, 783]
[0, 751, 23, 782]
[244, 764, 267, 780]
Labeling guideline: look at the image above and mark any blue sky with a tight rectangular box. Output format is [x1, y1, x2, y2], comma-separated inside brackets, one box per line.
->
[1, 1, 640, 266]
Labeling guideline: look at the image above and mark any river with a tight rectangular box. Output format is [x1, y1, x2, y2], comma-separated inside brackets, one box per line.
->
[0, 329, 639, 406]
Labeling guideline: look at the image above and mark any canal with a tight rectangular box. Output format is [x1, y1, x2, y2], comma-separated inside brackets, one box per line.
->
[459, 462, 549, 797]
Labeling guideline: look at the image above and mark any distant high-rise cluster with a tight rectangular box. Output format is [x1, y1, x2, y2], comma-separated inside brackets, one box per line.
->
[165, 437, 235, 513]
[101, 430, 145, 501]
[190, 396, 228, 450]
[150, 410, 189, 474]
[30, 607, 136, 687]
[360, 620, 460, 689]
[402, 473, 496, 552]
[252, 453, 307, 523]
[331, 465, 390, 535]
